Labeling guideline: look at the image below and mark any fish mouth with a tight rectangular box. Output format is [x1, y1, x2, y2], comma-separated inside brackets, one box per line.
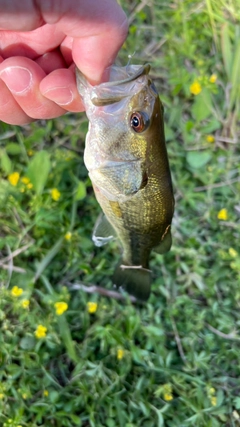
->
[103, 63, 151, 87]
[76, 63, 151, 107]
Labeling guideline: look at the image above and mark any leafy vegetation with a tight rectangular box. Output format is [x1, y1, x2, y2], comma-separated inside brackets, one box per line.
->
[0, 0, 240, 426]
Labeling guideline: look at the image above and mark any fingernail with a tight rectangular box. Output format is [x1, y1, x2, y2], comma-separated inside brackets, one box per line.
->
[42, 87, 74, 105]
[0, 66, 32, 94]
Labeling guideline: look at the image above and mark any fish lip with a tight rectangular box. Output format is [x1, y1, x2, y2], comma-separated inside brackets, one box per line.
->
[76, 63, 151, 106]
[76, 63, 150, 89]
[98, 63, 151, 87]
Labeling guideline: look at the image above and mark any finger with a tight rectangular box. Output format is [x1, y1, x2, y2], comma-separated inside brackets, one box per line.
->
[0, 56, 66, 120]
[0, 79, 33, 124]
[59, 36, 73, 67]
[0, 24, 65, 59]
[0, 0, 128, 84]
[40, 68, 84, 112]
[35, 49, 67, 74]
[0, 1, 43, 30]
[42, 0, 129, 84]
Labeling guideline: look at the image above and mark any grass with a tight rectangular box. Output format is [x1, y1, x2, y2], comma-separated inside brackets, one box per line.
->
[0, 0, 240, 426]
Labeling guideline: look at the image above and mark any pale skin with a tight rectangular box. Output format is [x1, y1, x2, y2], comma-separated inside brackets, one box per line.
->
[0, 0, 128, 125]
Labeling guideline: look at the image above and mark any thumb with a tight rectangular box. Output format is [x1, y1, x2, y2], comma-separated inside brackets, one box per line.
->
[40, 0, 129, 84]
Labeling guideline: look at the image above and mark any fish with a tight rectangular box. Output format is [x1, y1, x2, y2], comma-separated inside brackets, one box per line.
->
[76, 63, 174, 301]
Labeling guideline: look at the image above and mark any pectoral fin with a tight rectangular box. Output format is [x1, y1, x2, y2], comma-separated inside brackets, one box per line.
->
[92, 213, 116, 247]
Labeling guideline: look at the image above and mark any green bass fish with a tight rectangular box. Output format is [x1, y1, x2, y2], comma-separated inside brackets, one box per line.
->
[76, 64, 174, 300]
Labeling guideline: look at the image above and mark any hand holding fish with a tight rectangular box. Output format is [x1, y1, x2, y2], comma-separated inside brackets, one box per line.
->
[0, 0, 128, 124]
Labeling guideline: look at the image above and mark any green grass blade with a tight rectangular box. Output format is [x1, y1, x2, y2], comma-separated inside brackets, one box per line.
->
[205, 0, 219, 49]
[57, 315, 78, 363]
[229, 36, 240, 109]
[34, 237, 64, 282]
[27, 150, 51, 195]
[221, 23, 233, 80]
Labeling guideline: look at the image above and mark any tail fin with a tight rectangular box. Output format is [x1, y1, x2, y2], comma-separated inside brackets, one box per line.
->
[113, 261, 151, 301]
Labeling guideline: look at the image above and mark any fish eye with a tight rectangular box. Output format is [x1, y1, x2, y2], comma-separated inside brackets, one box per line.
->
[130, 111, 149, 133]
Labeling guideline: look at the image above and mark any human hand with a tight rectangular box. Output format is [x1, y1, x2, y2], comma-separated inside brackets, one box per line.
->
[0, 0, 128, 125]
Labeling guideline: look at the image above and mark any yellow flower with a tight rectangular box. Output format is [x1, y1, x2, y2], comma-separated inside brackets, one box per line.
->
[21, 299, 30, 309]
[217, 208, 228, 221]
[0, 393, 4, 399]
[117, 348, 125, 360]
[54, 301, 68, 316]
[11, 286, 23, 297]
[20, 177, 33, 189]
[8, 172, 20, 186]
[43, 390, 49, 397]
[209, 74, 217, 83]
[211, 396, 217, 406]
[27, 149, 34, 156]
[22, 392, 28, 399]
[64, 231, 72, 241]
[190, 81, 202, 95]
[35, 325, 47, 339]
[206, 135, 215, 143]
[51, 188, 61, 201]
[21, 176, 30, 184]
[207, 386, 217, 406]
[164, 393, 173, 401]
[229, 248, 238, 258]
[87, 301, 98, 314]
[163, 383, 173, 401]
